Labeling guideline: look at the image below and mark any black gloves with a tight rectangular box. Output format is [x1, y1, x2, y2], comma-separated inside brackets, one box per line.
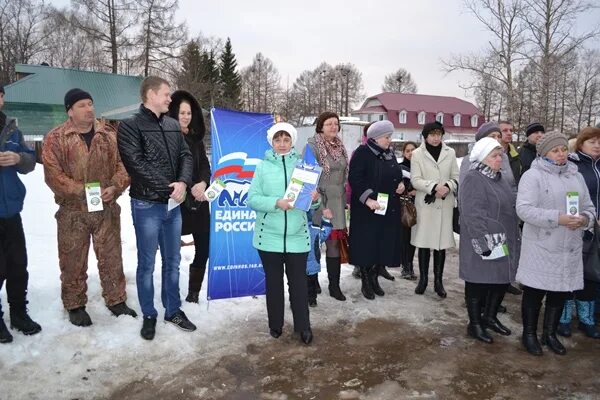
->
[481, 250, 492, 257]
[424, 193, 436, 204]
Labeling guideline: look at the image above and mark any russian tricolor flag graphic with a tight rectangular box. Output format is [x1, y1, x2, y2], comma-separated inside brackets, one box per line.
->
[213, 152, 262, 179]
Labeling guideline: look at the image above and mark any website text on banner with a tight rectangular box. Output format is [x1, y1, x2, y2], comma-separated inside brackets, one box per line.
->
[208, 108, 273, 300]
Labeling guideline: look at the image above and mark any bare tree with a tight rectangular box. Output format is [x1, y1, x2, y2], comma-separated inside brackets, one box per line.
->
[0, 0, 47, 83]
[240, 53, 281, 113]
[571, 49, 600, 130]
[444, 0, 528, 121]
[381, 68, 418, 93]
[135, 0, 187, 77]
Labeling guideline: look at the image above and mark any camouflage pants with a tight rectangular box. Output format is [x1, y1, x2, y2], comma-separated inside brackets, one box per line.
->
[55, 203, 127, 310]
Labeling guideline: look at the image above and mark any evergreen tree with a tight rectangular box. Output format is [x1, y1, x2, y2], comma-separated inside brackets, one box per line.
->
[199, 49, 220, 107]
[218, 37, 242, 110]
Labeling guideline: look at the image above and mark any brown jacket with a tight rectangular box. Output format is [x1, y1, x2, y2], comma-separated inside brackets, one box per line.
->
[42, 119, 130, 211]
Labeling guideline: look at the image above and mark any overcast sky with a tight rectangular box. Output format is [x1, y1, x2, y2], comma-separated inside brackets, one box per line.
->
[51, 0, 600, 104]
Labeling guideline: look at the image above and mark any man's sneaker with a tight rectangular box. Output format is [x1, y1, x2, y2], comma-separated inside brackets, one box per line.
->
[107, 302, 138, 318]
[165, 310, 196, 332]
[0, 318, 13, 343]
[141, 317, 157, 340]
[68, 307, 93, 327]
[10, 308, 42, 335]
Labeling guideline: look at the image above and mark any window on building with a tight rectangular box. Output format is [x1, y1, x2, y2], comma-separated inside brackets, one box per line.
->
[418, 111, 426, 125]
[471, 115, 479, 127]
[436, 112, 444, 123]
[454, 113, 461, 127]
[399, 111, 407, 124]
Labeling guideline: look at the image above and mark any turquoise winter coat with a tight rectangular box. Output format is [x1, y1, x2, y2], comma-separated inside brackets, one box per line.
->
[248, 148, 312, 253]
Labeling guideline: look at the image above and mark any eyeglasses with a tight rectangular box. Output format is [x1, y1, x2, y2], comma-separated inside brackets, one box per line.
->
[324, 122, 339, 127]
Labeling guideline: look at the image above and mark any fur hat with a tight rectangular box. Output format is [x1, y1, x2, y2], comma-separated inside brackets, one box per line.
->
[525, 122, 545, 137]
[422, 121, 445, 138]
[367, 120, 394, 140]
[536, 131, 567, 156]
[64, 88, 93, 111]
[469, 137, 502, 163]
[267, 122, 297, 147]
[475, 121, 501, 141]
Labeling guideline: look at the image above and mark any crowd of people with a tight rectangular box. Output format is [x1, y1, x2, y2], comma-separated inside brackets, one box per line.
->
[1, 77, 599, 355]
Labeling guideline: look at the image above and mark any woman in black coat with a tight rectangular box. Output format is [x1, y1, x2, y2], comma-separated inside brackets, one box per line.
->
[168, 90, 211, 303]
[348, 120, 406, 300]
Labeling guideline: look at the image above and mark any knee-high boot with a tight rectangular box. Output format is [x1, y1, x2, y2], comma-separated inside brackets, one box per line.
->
[326, 257, 346, 301]
[433, 250, 447, 298]
[466, 294, 493, 343]
[369, 265, 385, 296]
[522, 304, 543, 356]
[415, 248, 430, 295]
[541, 306, 567, 355]
[307, 274, 318, 307]
[483, 287, 511, 335]
[360, 265, 375, 300]
[186, 264, 206, 303]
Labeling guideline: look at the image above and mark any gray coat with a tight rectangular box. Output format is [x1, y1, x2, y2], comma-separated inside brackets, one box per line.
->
[307, 136, 348, 230]
[459, 147, 517, 196]
[459, 168, 520, 284]
[516, 158, 596, 292]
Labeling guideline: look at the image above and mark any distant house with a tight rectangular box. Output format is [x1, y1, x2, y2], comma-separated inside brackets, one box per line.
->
[351, 92, 485, 142]
[3, 64, 143, 139]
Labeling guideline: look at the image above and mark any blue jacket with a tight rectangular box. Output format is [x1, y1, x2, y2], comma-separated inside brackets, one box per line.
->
[0, 114, 35, 218]
[569, 151, 600, 216]
[306, 218, 333, 275]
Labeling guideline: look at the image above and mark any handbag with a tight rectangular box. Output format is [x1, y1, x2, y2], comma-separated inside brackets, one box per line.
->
[583, 223, 600, 283]
[399, 195, 417, 228]
[338, 233, 350, 264]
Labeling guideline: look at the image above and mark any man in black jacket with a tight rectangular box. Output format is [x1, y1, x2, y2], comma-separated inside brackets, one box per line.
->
[519, 122, 545, 175]
[118, 76, 194, 340]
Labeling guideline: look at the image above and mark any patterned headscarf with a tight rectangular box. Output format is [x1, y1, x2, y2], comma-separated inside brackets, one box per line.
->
[313, 132, 349, 178]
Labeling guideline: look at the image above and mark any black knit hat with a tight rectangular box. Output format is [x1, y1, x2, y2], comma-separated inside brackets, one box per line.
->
[64, 88, 93, 111]
[422, 121, 445, 138]
[525, 122, 545, 137]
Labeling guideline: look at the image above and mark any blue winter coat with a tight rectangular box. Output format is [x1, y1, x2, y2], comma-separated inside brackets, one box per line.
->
[0, 115, 35, 218]
[306, 218, 333, 275]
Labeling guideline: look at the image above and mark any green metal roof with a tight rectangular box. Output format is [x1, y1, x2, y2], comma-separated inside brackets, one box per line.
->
[4, 64, 143, 115]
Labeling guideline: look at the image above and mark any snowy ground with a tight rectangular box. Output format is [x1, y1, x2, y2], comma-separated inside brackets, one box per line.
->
[1, 167, 600, 400]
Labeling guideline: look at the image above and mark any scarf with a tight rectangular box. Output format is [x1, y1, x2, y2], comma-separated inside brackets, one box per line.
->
[314, 132, 348, 178]
[366, 138, 395, 161]
[425, 142, 442, 162]
[470, 161, 500, 179]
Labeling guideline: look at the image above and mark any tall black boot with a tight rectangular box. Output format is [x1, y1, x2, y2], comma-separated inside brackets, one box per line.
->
[326, 257, 346, 301]
[415, 248, 430, 295]
[307, 274, 318, 307]
[186, 264, 206, 303]
[0, 313, 13, 343]
[360, 266, 375, 300]
[377, 264, 395, 281]
[483, 288, 511, 336]
[433, 250, 447, 298]
[466, 295, 493, 343]
[522, 305, 543, 356]
[401, 244, 417, 280]
[369, 265, 385, 296]
[541, 306, 567, 355]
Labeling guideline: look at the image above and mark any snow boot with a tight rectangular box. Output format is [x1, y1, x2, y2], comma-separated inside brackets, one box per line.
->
[557, 299, 573, 337]
[10, 305, 41, 335]
[433, 250, 447, 298]
[541, 306, 567, 355]
[360, 266, 375, 300]
[369, 265, 385, 297]
[415, 248, 430, 295]
[326, 257, 346, 301]
[68, 306, 92, 327]
[107, 302, 138, 318]
[522, 305, 543, 356]
[483, 289, 511, 336]
[186, 264, 206, 303]
[576, 300, 600, 339]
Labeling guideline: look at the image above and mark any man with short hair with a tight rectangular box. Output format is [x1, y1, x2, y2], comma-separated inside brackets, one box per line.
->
[499, 121, 521, 184]
[519, 122, 545, 174]
[43, 88, 136, 327]
[0, 85, 41, 343]
[118, 76, 195, 340]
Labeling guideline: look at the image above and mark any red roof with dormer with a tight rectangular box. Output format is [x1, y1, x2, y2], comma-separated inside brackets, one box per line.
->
[352, 92, 485, 133]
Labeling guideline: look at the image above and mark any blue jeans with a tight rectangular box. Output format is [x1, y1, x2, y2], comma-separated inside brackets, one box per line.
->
[131, 199, 182, 319]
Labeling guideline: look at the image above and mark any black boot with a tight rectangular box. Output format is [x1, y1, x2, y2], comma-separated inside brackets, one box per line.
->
[522, 306, 543, 356]
[401, 243, 417, 280]
[307, 274, 318, 307]
[300, 328, 313, 345]
[352, 266, 361, 279]
[107, 302, 137, 318]
[483, 289, 511, 336]
[415, 248, 430, 295]
[433, 250, 447, 298]
[68, 306, 92, 327]
[466, 296, 493, 343]
[326, 257, 346, 301]
[0, 315, 13, 343]
[186, 264, 206, 303]
[360, 266, 375, 300]
[10, 306, 42, 335]
[541, 306, 567, 355]
[378, 265, 395, 281]
[369, 265, 385, 296]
